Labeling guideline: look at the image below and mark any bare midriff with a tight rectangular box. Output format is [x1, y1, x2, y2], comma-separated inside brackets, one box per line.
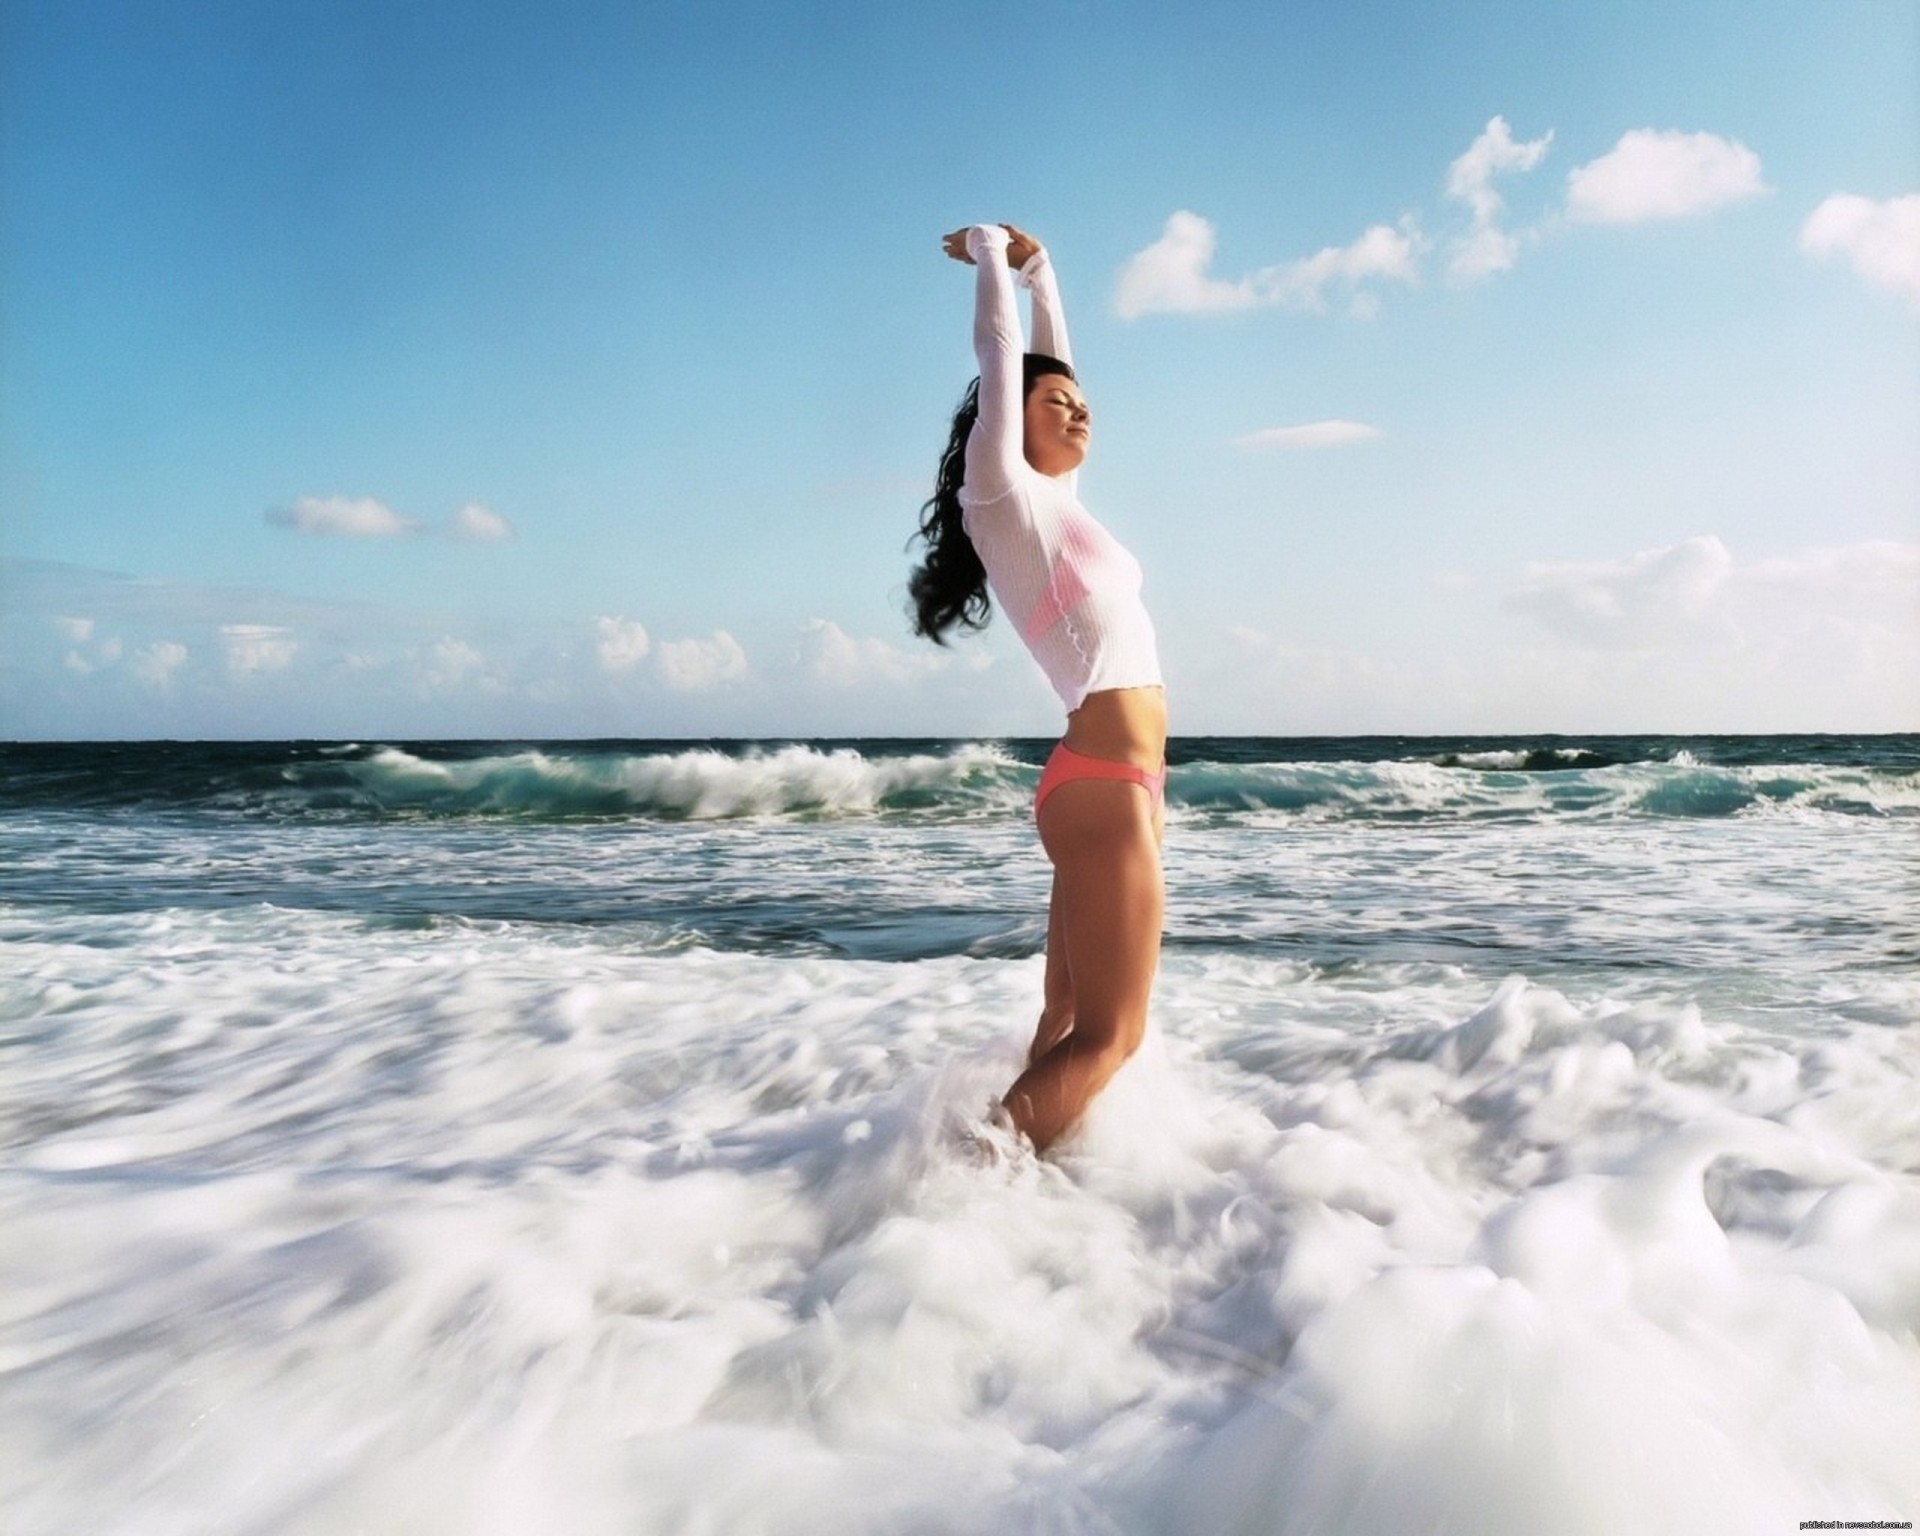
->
[1062, 685, 1168, 772]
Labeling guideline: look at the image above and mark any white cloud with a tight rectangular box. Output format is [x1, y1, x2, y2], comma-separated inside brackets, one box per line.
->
[1217, 624, 1389, 695]
[797, 619, 945, 688]
[55, 614, 114, 675]
[424, 637, 487, 691]
[59, 630, 125, 675]
[1506, 535, 1734, 646]
[1506, 536, 1920, 651]
[1445, 116, 1553, 282]
[1114, 211, 1258, 317]
[1449, 227, 1523, 284]
[1114, 210, 1421, 319]
[1565, 129, 1767, 224]
[655, 630, 748, 691]
[1234, 420, 1383, 451]
[1493, 536, 1920, 728]
[1800, 193, 1920, 309]
[593, 615, 652, 673]
[451, 502, 516, 542]
[1744, 539, 1920, 598]
[1276, 223, 1423, 312]
[1184, 536, 1920, 733]
[220, 623, 296, 677]
[269, 495, 419, 539]
[269, 496, 525, 542]
[1448, 116, 1555, 226]
[132, 640, 188, 688]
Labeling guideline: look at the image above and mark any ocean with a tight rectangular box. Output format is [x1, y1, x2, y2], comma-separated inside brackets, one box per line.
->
[2, 735, 1916, 1535]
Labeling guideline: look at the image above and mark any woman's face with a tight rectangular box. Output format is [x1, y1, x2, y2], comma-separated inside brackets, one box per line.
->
[1023, 374, 1091, 478]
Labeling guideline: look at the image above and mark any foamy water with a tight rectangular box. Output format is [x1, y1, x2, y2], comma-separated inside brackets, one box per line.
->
[2, 737, 1916, 1534]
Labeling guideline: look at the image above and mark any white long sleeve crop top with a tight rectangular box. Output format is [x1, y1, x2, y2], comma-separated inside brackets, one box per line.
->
[958, 224, 1163, 713]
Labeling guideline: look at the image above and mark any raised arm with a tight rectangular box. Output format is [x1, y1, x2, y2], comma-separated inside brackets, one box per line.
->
[961, 223, 1026, 501]
[1020, 245, 1072, 370]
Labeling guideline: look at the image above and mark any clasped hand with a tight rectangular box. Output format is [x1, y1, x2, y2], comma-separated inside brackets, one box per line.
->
[942, 224, 1043, 269]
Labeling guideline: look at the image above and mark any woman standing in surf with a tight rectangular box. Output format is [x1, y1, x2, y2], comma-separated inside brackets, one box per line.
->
[910, 222, 1167, 1154]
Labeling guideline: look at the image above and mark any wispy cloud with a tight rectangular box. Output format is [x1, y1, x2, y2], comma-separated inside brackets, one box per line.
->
[797, 619, 951, 688]
[1492, 536, 1920, 728]
[268, 496, 521, 541]
[593, 615, 651, 673]
[268, 495, 420, 539]
[1565, 129, 1766, 224]
[220, 623, 296, 677]
[1114, 210, 1421, 320]
[1234, 420, 1383, 451]
[422, 637, 489, 692]
[1800, 193, 1920, 309]
[655, 631, 748, 691]
[1182, 533, 1920, 734]
[451, 502, 517, 542]
[1445, 116, 1553, 282]
[131, 640, 188, 689]
[1506, 536, 1734, 646]
[1504, 536, 1920, 652]
[53, 615, 122, 674]
[1745, 539, 1920, 598]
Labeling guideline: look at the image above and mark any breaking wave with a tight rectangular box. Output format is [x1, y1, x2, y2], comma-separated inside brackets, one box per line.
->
[1, 738, 1914, 823]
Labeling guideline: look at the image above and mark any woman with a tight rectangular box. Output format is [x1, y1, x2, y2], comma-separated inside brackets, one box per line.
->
[910, 222, 1167, 1154]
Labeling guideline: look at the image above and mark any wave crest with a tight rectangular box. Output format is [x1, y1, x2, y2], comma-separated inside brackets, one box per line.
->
[323, 744, 1029, 821]
[1173, 757, 1920, 822]
[2, 740, 1912, 824]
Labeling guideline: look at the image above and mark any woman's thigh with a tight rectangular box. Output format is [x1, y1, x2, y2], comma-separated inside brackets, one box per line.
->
[1042, 873, 1073, 1014]
[1036, 780, 1163, 1046]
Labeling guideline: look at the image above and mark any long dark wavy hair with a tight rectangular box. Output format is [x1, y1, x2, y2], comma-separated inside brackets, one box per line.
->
[908, 354, 1075, 642]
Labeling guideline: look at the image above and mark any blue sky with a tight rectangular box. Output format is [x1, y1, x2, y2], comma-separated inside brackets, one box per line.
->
[3, 0, 1915, 738]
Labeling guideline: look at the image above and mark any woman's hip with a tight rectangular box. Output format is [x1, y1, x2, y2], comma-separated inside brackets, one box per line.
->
[1034, 740, 1167, 822]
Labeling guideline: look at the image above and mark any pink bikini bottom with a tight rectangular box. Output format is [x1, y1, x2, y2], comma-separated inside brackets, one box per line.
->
[1033, 741, 1167, 820]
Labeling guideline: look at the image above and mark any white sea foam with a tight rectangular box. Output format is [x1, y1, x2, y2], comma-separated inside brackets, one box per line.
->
[1440, 746, 1600, 769]
[336, 743, 1030, 820]
[2, 906, 1915, 1534]
[1172, 755, 1920, 823]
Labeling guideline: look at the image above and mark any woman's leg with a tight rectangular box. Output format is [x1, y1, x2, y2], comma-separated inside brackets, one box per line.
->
[1002, 781, 1163, 1151]
[1028, 873, 1076, 1065]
